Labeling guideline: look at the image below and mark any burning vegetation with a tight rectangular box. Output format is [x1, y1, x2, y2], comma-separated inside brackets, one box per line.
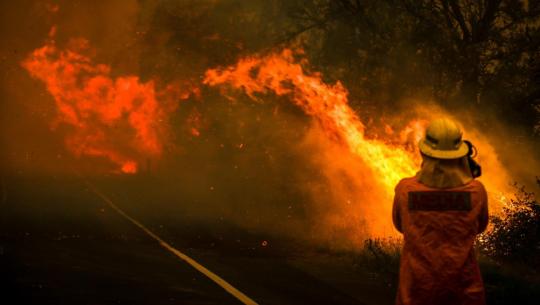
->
[202, 47, 519, 239]
[22, 34, 197, 174]
[21, 34, 518, 240]
[3, 0, 539, 245]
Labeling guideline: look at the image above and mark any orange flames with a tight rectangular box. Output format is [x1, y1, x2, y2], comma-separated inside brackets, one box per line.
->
[204, 49, 513, 239]
[23, 29, 515, 241]
[22, 37, 194, 174]
[205, 49, 421, 191]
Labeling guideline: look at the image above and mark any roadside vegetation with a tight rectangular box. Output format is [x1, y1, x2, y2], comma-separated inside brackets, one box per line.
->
[478, 180, 540, 266]
[349, 179, 540, 304]
[477, 179, 540, 304]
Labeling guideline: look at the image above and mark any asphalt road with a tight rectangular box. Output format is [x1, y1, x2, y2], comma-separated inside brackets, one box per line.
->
[0, 173, 392, 305]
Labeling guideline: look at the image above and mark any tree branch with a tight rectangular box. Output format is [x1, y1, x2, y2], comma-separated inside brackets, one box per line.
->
[474, 0, 502, 43]
[447, 0, 471, 42]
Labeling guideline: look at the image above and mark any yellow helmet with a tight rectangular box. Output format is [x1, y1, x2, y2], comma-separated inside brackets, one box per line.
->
[418, 118, 469, 159]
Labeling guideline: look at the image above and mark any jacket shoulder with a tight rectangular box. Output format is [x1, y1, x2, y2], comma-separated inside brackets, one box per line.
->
[395, 176, 418, 193]
[465, 179, 487, 192]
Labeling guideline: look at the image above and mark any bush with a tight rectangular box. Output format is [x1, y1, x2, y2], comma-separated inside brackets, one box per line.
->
[478, 180, 540, 265]
[353, 238, 401, 286]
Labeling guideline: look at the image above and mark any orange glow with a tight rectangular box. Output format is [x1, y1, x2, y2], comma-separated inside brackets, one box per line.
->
[121, 161, 137, 174]
[22, 36, 195, 174]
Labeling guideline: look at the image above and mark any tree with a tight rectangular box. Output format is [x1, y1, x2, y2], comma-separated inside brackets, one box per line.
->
[284, 0, 540, 128]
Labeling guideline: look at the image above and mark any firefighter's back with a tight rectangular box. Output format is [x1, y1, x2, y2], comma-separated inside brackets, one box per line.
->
[394, 176, 488, 305]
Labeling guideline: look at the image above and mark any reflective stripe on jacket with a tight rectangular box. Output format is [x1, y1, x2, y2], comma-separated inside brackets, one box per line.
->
[393, 177, 489, 305]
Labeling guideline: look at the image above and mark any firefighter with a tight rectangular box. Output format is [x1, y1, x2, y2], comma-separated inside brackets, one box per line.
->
[392, 118, 489, 305]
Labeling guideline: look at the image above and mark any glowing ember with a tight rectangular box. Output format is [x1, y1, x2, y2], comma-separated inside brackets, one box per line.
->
[190, 128, 201, 137]
[121, 161, 137, 174]
[187, 108, 203, 137]
[22, 36, 193, 174]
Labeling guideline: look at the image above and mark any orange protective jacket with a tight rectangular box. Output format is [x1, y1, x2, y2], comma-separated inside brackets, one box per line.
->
[392, 177, 489, 305]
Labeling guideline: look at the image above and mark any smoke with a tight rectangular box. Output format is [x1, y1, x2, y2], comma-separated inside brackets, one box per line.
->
[3, 0, 539, 251]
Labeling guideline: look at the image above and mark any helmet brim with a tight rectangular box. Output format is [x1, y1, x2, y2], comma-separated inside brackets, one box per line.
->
[418, 139, 469, 159]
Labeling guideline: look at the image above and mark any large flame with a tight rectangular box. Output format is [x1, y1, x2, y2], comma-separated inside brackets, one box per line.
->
[22, 37, 194, 173]
[204, 49, 513, 240]
[22, 29, 515, 242]
[205, 49, 419, 191]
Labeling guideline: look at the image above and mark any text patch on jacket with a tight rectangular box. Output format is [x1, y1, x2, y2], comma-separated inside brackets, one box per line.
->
[408, 191, 471, 211]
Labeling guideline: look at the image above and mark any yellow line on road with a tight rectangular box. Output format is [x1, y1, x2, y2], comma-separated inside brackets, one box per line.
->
[84, 180, 259, 305]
